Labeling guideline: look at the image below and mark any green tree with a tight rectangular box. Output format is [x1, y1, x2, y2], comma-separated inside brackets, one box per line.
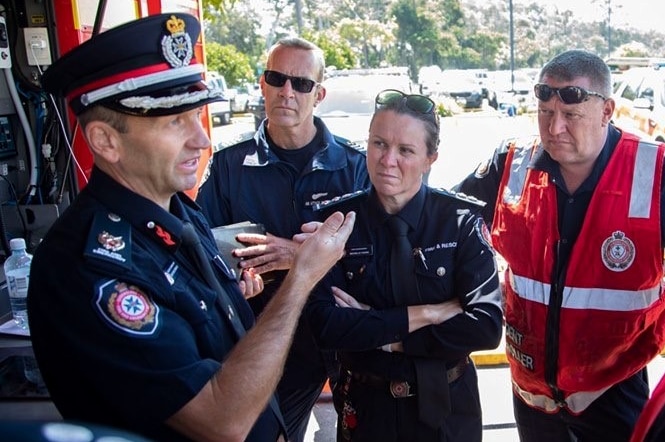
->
[391, 0, 442, 73]
[202, 1, 266, 85]
[203, 3, 264, 60]
[335, 18, 395, 68]
[200, 0, 665, 81]
[202, 0, 238, 21]
[302, 30, 357, 71]
[205, 41, 255, 86]
[461, 31, 505, 69]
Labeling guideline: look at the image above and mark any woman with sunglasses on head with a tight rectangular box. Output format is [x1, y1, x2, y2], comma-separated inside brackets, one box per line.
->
[305, 89, 503, 441]
[455, 49, 665, 442]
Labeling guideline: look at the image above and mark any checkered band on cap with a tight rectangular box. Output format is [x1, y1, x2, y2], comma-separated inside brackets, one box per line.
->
[41, 13, 224, 116]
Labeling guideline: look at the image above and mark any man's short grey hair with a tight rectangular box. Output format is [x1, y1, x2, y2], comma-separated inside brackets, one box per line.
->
[266, 37, 326, 82]
[539, 49, 612, 98]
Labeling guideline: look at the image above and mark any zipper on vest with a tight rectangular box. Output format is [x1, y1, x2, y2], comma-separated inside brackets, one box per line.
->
[545, 239, 566, 407]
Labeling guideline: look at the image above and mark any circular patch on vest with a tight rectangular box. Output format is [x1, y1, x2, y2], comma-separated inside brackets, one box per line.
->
[601, 230, 635, 272]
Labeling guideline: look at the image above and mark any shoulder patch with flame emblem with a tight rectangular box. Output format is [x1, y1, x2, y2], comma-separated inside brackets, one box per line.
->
[95, 279, 160, 337]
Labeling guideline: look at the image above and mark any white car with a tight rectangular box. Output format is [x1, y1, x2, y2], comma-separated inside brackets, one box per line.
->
[206, 71, 232, 126]
[612, 66, 665, 143]
[230, 84, 260, 114]
[315, 70, 415, 149]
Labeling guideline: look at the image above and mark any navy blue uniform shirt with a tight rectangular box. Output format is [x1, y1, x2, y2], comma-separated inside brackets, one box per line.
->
[196, 116, 371, 384]
[27, 168, 282, 442]
[306, 185, 503, 380]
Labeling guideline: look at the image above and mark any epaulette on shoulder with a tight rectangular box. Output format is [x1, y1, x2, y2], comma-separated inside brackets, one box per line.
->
[431, 187, 486, 207]
[83, 210, 133, 271]
[333, 135, 365, 152]
[313, 189, 369, 211]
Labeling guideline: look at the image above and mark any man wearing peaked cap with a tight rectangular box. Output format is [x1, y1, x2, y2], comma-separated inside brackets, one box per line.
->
[28, 12, 356, 442]
[41, 13, 223, 116]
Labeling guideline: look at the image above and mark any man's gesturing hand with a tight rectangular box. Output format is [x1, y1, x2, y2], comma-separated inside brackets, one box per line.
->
[293, 211, 355, 283]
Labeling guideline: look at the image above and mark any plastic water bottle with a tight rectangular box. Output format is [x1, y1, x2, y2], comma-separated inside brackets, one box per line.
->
[3, 238, 44, 388]
[4, 238, 32, 330]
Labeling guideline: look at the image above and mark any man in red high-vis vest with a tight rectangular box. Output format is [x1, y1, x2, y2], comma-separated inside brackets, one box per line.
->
[455, 49, 665, 442]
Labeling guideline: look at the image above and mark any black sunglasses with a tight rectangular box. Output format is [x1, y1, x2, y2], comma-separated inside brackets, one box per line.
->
[375, 89, 436, 114]
[263, 70, 319, 93]
[534, 83, 606, 104]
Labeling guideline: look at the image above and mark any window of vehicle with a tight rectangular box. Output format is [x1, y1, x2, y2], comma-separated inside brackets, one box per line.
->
[612, 67, 665, 143]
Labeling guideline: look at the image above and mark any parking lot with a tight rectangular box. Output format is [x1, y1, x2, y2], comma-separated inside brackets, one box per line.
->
[211, 109, 538, 190]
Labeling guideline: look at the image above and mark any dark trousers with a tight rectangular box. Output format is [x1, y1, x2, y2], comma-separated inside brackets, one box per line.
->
[514, 368, 649, 442]
[278, 379, 326, 442]
[333, 362, 482, 442]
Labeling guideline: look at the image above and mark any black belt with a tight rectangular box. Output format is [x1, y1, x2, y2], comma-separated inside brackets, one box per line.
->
[348, 357, 469, 398]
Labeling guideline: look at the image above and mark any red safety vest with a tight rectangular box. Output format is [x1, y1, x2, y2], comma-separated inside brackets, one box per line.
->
[492, 133, 665, 414]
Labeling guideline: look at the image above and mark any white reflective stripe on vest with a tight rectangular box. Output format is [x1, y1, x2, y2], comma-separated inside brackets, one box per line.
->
[502, 146, 532, 205]
[629, 141, 659, 218]
[513, 380, 610, 413]
[511, 272, 661, 311]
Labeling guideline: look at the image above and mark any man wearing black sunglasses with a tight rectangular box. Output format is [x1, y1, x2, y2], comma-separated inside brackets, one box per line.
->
[197, 37, 370, 442]
[456, 49, 665, 442]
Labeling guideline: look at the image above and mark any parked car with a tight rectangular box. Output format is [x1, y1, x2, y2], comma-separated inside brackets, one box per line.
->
[471, 70, 498, 109]
[418, 65, 443, 96]
[206, 71, 232, 126]
[612, 66, 665, 143]
[488, 70, 536, 113]
[229, 83, 260, 114]
[428, 70, 484, 109]
[489, 70, 533, 96]
[315, 68, 415, 149]
[248, 94, 265, 130]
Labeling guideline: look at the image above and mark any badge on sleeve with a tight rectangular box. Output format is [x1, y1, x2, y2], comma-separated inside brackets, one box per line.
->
[95, 279, 160, 336]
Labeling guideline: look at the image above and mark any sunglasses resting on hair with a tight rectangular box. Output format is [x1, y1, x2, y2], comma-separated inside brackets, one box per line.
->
[375, 89, 436, 114]
[534, 83, 606, 104]
[263, 70, 319, 93]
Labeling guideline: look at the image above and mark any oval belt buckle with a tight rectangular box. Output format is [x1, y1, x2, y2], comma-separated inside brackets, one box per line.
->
[390, 381, 414, 398]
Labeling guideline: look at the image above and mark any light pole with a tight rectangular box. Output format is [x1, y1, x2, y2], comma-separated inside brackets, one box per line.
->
[509, 0, 515, 92]
[607, 0, 612, 57]
[595, 0, 621, 58]
[295, 0, 303, 35]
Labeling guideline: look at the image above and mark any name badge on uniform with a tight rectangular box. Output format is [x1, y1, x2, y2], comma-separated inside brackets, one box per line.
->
[345, 245, 373, 257]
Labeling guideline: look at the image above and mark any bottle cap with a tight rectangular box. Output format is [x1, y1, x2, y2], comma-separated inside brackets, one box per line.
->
[9, 238, 26, 250]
